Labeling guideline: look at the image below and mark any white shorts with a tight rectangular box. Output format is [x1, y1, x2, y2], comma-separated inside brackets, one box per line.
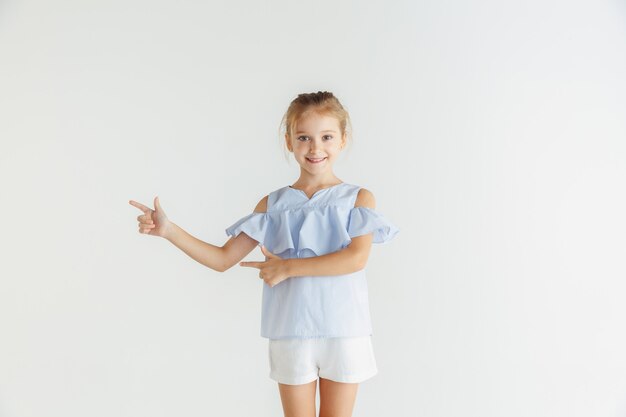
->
[268, 335, 378, 385]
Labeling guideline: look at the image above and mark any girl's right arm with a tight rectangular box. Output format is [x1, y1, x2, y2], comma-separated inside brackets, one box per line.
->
[166, 220, 263, 272]
[129, 195, 267, 273]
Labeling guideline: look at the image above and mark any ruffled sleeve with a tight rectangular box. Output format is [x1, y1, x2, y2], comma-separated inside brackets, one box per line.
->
[347, 206, 399, 244]
[225, 212, 268, 245]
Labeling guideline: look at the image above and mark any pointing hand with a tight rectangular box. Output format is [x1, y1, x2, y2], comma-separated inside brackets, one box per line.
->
[239, 245, 290, 288]
[129, 196, 173, 239]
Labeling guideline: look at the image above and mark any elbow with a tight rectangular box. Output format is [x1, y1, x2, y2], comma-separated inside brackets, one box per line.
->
[209, 256, 229, 273]
[211, 247, 233, 273]
[346, 246, 369, 272]
[214, 260, 231, 273]
[354, 254, 368, 272]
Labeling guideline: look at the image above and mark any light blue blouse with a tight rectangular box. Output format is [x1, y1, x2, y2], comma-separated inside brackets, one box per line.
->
[225, 182, 399, 340]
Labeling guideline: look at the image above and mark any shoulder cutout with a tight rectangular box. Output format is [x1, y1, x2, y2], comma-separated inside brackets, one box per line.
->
[354, 188, 376, 209]
[253, 195, 268, 213]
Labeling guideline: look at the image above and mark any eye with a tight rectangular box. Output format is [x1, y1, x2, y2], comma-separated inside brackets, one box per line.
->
[323, 135, 333, 140]
[297, 136, 309, 141]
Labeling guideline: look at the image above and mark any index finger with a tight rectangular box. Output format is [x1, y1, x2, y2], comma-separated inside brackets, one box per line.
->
[239, 261, 263, 269]
[129, 200, 151, 213]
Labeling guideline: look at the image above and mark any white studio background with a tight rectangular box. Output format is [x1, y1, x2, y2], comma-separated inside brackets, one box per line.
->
[1, 0, 625, 416]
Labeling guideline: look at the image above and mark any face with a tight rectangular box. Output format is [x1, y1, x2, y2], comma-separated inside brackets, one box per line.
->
[285, 111, 346, 178]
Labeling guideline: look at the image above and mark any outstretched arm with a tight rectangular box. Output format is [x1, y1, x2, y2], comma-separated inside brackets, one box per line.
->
[163, 195, 268, 273]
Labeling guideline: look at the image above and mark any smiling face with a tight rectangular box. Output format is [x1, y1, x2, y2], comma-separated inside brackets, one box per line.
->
[285, 111, 346, 180]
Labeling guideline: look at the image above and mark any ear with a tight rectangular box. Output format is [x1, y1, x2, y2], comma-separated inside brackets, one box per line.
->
[285, 133, 293, 152]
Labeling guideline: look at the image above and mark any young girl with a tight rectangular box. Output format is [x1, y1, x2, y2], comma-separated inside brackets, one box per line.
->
[129, 91, 398, 417]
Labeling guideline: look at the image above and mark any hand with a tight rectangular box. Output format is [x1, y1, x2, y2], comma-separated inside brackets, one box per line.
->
[129, 196, 173, 239]
[239, 245, 290, 288]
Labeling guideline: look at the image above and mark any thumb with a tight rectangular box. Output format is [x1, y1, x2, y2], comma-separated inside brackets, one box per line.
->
[260, 244, 279, 259]
[154, 196, 162, 211]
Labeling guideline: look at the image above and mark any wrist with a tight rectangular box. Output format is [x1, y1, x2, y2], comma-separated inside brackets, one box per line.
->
[283, 258, 295, 277]
[163, 221, 178, 241]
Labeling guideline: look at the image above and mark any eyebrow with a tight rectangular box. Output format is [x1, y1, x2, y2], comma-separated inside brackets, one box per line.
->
[295, 130, 337, 134]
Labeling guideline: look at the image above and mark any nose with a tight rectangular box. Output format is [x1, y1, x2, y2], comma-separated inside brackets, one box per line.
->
[309, 138, 321, 152]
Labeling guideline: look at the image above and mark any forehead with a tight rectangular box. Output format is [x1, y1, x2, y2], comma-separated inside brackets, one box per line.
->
[294, 112, 340, 133]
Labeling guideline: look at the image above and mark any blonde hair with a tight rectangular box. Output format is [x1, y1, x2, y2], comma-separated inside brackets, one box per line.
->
[278, 91, 353, 162]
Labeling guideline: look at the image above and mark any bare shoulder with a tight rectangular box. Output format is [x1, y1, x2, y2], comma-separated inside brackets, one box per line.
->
[253, 195, 269, 213]
[354, 187, 376, 209]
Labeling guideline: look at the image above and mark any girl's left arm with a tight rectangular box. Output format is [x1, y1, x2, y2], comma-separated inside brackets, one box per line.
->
[284, 234, 373, 276]
[285, 188, 376, 276]
[239, 189, 377, 286]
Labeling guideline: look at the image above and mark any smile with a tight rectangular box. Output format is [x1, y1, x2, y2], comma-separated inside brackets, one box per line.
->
[306, 157, 327, 164]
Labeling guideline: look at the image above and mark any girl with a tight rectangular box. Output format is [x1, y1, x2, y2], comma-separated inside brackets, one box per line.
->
[129, 91, 399, 417]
